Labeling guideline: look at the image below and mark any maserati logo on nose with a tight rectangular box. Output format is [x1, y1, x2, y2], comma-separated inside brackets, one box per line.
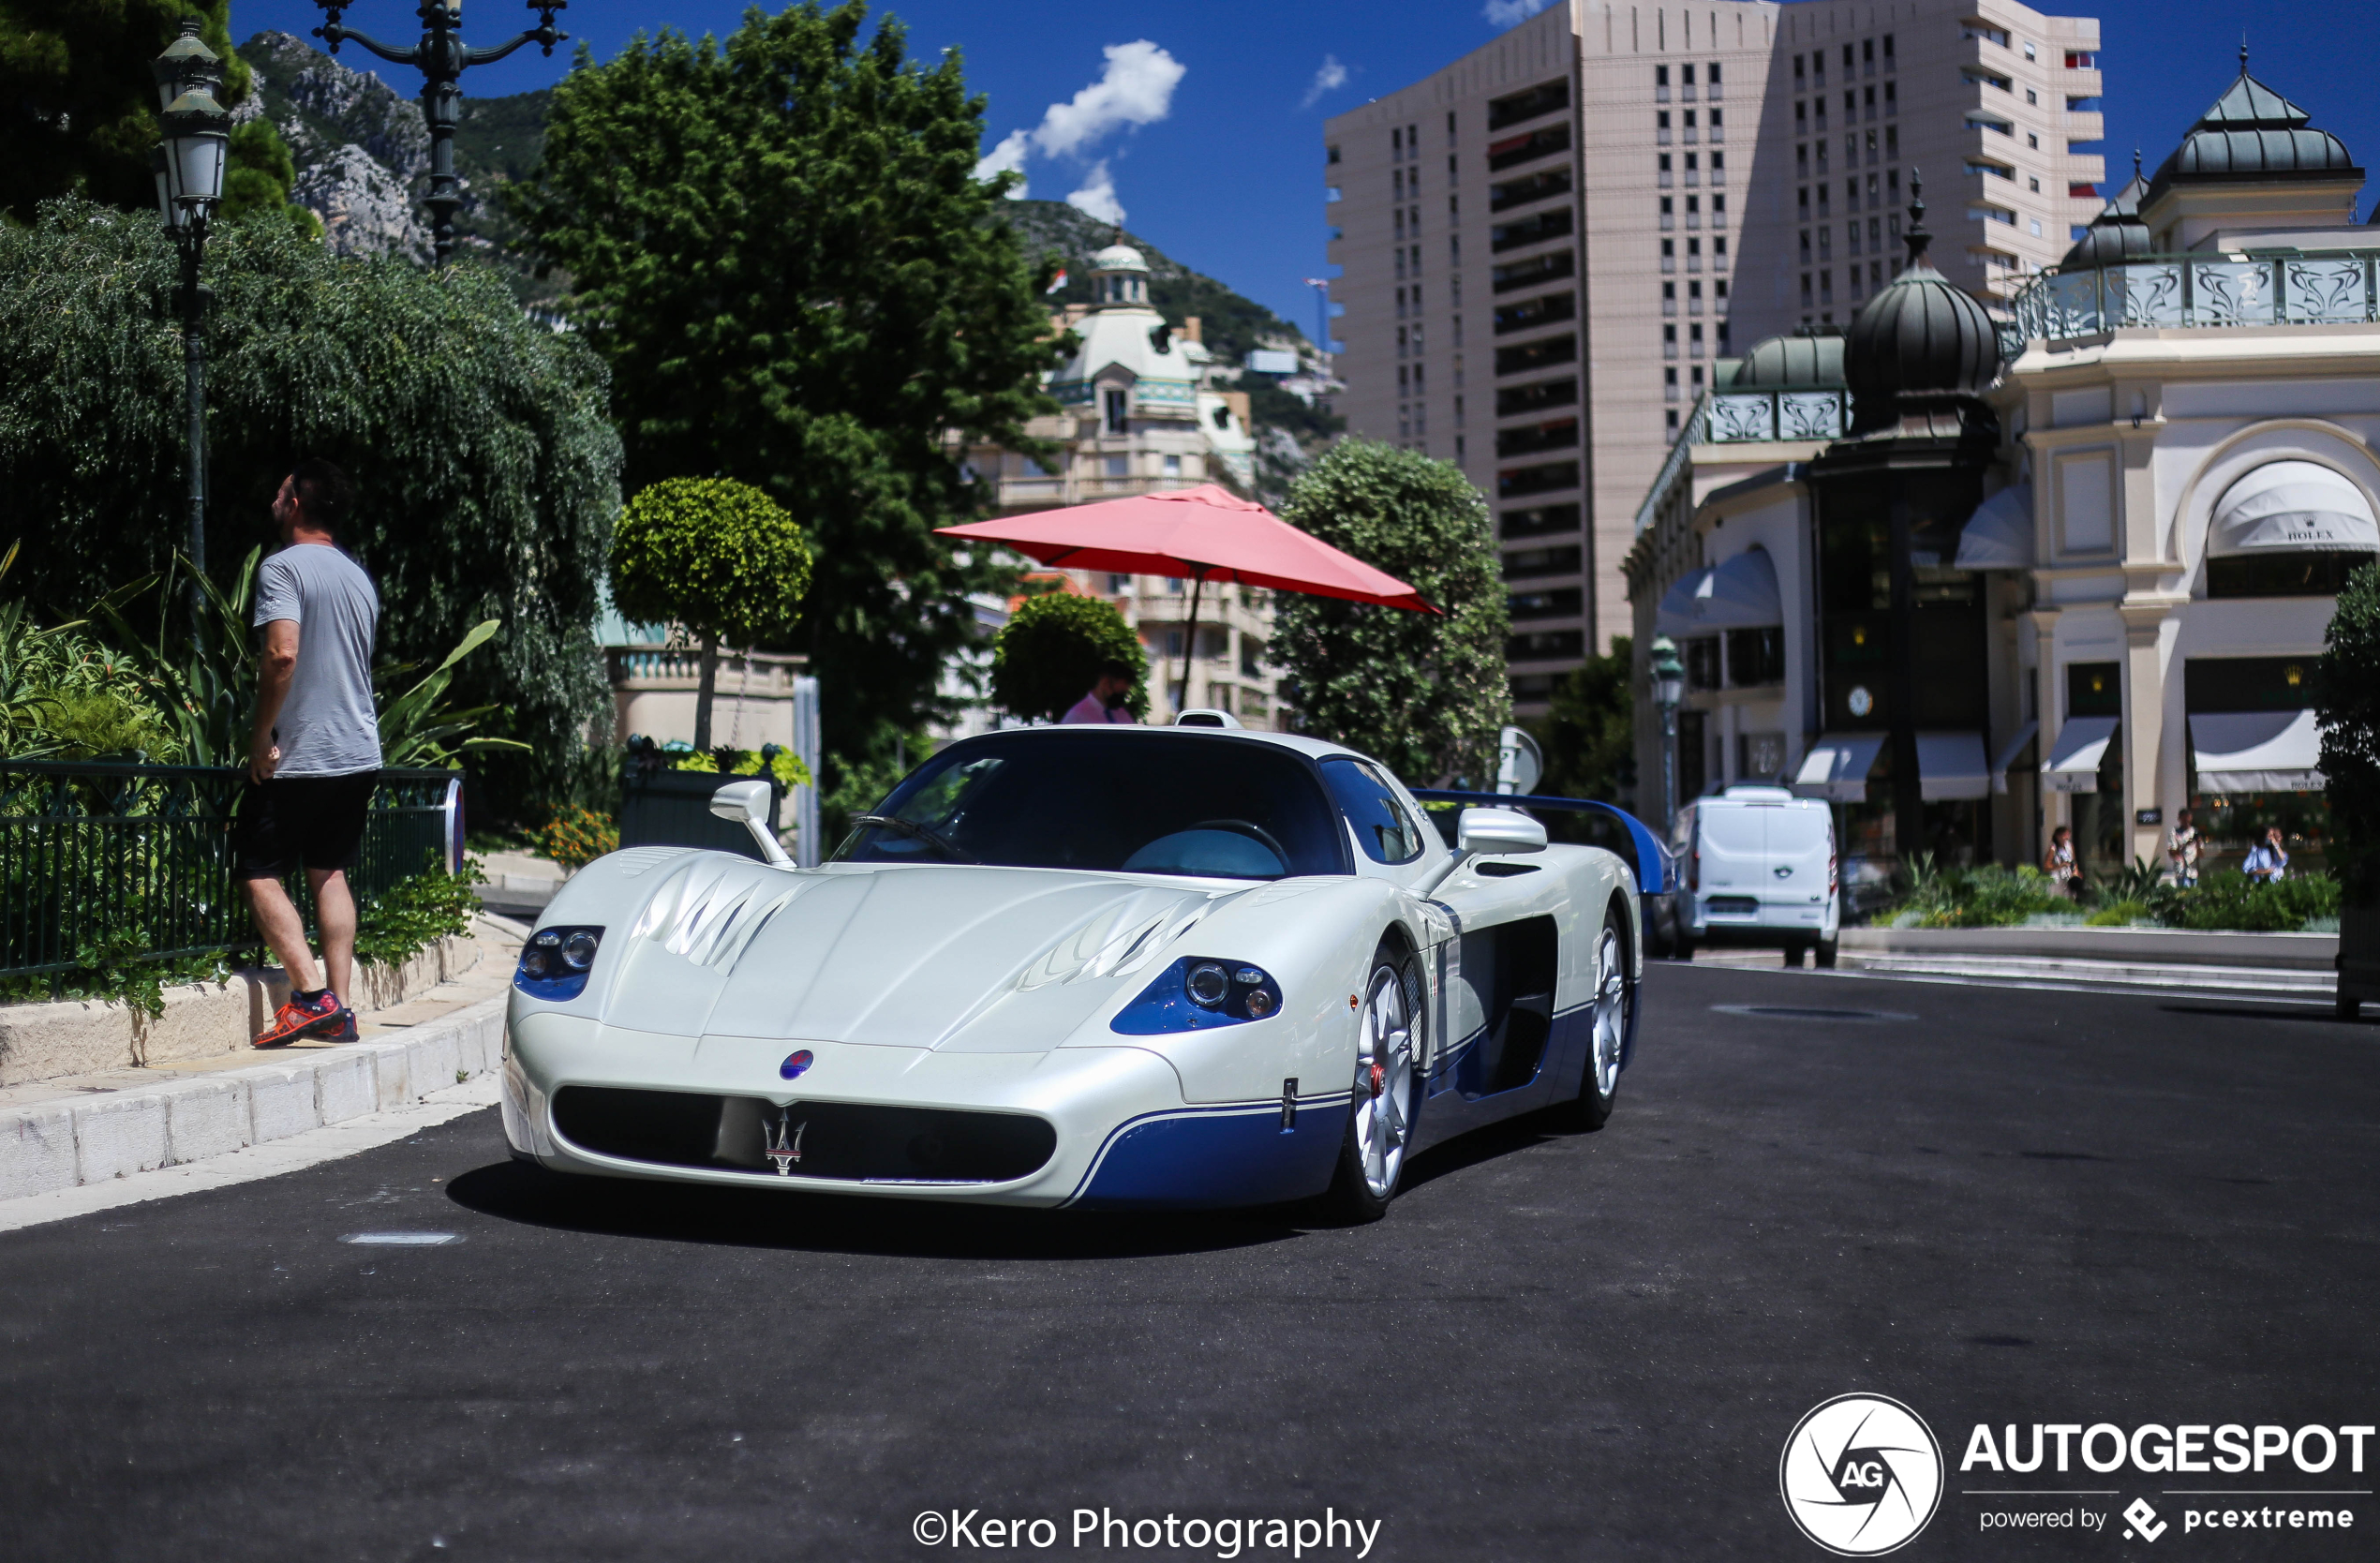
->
[764, 1109, 805, 1176]
[780, 1049, 814, 1081]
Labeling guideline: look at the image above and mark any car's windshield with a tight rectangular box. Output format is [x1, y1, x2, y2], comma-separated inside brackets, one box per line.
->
[833, 732, 1349, 880]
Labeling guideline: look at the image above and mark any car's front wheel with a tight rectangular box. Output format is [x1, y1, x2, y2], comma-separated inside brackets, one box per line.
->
[1315, 943, 1417, 1225]
[1551, 903, 1631, 1132]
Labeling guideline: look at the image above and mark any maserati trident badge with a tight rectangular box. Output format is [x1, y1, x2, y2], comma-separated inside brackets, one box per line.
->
[764, 1109, 805, 1176]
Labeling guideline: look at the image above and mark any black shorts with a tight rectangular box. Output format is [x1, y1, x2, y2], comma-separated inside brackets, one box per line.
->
[231, 771, 379, 880]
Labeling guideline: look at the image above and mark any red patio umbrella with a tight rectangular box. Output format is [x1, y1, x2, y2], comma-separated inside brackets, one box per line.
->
[937, 484, 1435, 718]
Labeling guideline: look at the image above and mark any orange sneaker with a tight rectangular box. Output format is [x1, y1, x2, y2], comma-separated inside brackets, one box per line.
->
[254, 989, 345, 1048]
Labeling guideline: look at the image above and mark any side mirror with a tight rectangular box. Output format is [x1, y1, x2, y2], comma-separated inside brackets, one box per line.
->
[710, 779, 793, 868]
[1457, 806, 1547, 856]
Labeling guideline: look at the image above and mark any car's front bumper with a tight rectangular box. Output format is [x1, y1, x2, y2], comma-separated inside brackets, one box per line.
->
[502, 1008, 1346, 1209]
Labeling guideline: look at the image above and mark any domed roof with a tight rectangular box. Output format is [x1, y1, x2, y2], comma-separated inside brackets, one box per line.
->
[1090, 244, 1149, 274]
[2060, 164, 2154, 268]
[1843, 179, 2001, 415]
[2144, 57, 2360, 203]
[1729, 332, 1845, 389]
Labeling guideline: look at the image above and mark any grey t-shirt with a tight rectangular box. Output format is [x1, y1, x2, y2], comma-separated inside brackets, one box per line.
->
[254, 543, 381, 777]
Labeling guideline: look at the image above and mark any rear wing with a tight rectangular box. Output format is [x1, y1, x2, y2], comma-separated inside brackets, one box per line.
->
[1409, 789, 1673, 896]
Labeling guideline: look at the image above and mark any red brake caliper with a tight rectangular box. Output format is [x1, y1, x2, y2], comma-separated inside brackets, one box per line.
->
[1366, 1061, 1385, 1099]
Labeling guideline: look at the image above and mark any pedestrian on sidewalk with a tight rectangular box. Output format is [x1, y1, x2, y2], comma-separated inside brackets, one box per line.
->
[2165, 808, 2203, 888]
[2043, 825, 2082, 901]
[2243, 825, 2290, 884]
[1061, 660, 1138, 724]
[235, 459, 381, 1047]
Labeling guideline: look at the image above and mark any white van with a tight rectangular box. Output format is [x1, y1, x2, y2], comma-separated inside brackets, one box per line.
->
[1672, 785, 1839, 965]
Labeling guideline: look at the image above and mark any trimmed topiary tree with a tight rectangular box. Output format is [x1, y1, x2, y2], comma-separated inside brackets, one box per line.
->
[610, 478, 813, 752]
[992, 590, 1148, 723]
[1271, 439, 1510, 784]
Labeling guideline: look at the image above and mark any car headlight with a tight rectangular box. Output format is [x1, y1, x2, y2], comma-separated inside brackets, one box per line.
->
[515, 925, 604, 1001]
[1111, 957, 1284, 1035]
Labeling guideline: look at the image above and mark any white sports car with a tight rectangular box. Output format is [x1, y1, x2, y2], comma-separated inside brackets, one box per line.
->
[500, 721, 1647, 1221]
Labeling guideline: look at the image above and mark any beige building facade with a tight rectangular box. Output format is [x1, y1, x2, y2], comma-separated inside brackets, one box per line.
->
[1324, 0, 2103, 712]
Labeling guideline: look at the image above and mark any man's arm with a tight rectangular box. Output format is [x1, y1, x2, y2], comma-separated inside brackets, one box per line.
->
[251, 618, 300, 782]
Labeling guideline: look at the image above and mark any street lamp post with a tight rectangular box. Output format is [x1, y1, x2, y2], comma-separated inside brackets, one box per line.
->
[152, 22, 231, 646]
[1649, 635, 1686, 831]
[312, 2, 570, 267]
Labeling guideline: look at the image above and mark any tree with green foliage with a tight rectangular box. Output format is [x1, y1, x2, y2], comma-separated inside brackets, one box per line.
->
[1533, 636, 1635, 803]
[992, 590, 1148, 723]
[512, 0, 1066, 796]
[0, 1, 305, 229]
[1271, 440, 1510, 785]
[0, 199, 620, 821]
[2319, 560, 2380, 901]
[611, 478, 813, 752]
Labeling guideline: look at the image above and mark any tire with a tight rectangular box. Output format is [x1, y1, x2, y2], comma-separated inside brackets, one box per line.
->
[1814, 939, 1838, 969]
[1550, 903, 1632, 1133]
[1314, 941, 1420, 1225]
[1673, 936, 1696, 963]
[1783, 942, 1808, 968]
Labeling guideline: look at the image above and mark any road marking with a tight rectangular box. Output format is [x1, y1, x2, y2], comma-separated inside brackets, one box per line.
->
[340, 1231, 462, 1246]
[1710, 1004, 1916, 1021]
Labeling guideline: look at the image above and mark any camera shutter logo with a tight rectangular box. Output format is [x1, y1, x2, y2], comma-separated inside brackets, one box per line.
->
[1778, 1394, 1943, 1556]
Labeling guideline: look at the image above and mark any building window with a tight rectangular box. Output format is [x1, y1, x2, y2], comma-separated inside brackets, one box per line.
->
[1688, 280, 1703, 312]
[1396, 326, 1408, 358]
[1454, 434, 1466, 461]
[1454, 394, 1465, 424]
[1666, 408, 1681, 430]
[1714, 237, 1728, 269]
[1885, 81, 1897, 113]
[1688, 322, 1703, 356]
[1104, 389, 1128, 435]
[1711, 193, 1726, 227]
[1796, 144, 1808, 176]
[1885, 125, 1898, 157]
[1801, 273, 1813, 306]
[1656, 111, 1672, 144]
[1663, 323, 1677, 358]
[1685, 193, 1700, 227]
[1661, 281, 1676, 315]
[1793, 52, 1806, 82]
[1663, 366, 1679, 401]
[1659, 195, 1674, 230]
[1106, 454, 1130, 479]
[1397, 364, 1409, 392]
[1162, 454, 1182, 477]
[1712, 152, 1725, 182]
[1660, 238, 1675, 272]
[1658, 153, 1673, 187]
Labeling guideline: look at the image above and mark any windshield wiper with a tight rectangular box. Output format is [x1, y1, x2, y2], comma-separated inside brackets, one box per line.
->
[850, 813, 976, 863]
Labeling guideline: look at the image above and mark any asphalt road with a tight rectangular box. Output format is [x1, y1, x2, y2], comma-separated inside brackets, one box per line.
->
[2, 962, 2375, 1563]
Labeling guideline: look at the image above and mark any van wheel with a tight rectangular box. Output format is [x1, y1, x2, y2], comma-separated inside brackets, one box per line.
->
[1814, 939, 1838, 969]
[1783, 942, 1807, 968]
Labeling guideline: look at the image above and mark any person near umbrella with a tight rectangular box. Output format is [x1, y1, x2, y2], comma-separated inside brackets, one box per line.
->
[2243, 826, 2290, 884]
[1063, 660, 1138, 725]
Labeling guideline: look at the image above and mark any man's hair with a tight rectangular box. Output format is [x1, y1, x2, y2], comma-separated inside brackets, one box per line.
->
[1098, 659, 1133, 681]
[290, 458, 354, 532]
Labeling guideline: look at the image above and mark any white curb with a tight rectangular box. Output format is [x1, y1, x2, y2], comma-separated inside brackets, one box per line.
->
[0, 993, 507, 1202]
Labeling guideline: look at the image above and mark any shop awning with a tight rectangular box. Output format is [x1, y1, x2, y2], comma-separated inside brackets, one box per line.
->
[1792, 732, 1885, 802]
[1989, 720, 2039, 794]
[1653, 547, 1782, 634]
[1917, 731, 1992, 800]
[1956, 484, 2034, 570]
[2209, 461, 2380, 556]
[2191, 709, 2325, 792]
[2042, 715, 2119, 794]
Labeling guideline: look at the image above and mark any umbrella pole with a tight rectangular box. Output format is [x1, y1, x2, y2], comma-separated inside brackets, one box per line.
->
[1175, 569, 1204, 721]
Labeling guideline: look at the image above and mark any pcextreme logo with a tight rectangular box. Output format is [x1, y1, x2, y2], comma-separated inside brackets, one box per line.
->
[1780, 1394, 1946, 1556]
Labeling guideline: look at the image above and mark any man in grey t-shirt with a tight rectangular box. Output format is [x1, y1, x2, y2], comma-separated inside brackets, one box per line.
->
[234, 458, 383, 1047]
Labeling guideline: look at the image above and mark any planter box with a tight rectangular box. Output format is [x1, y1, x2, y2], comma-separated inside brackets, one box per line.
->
[618, 766, 781, 861]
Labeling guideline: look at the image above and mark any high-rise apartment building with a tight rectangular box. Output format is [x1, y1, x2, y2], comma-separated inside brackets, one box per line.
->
[1323, 0, 2103, 709]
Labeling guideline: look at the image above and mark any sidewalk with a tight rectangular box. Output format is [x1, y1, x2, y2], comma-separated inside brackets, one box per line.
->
[0, 915, 521, 1209]
[1684, 924, 2340, 999]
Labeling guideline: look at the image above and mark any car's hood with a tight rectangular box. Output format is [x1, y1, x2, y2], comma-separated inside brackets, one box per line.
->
[593, 858, 1225, 1052]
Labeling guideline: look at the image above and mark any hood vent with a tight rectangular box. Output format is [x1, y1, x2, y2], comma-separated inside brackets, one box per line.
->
[633, 858, 804, 972]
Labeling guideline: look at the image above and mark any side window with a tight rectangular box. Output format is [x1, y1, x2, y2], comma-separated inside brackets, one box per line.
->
[1321, 758, 1424, 865]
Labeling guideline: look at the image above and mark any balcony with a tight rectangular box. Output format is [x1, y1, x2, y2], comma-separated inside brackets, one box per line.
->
[992, 474, 1208, 511]
[2002, 250, 2380, 352]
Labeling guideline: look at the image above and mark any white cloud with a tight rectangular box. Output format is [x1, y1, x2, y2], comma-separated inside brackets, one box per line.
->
[1300, 54, 1349, 111]
[1031, 41, 1185, 160]
[973, 127, 1032, 197]
[1064, 161, 1125, 226]
[1483, 0, 1552, 27]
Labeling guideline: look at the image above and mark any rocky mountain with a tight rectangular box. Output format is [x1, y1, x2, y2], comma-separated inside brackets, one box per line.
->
[236, 31, 555, 298]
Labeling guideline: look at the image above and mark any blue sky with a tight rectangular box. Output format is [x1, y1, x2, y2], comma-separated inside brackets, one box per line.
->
[237, 1, 2374, 335]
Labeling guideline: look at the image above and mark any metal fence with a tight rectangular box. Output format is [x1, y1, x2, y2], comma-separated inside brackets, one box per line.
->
[2000, 250, 2380, 358]
[0, 763, 460, 982]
